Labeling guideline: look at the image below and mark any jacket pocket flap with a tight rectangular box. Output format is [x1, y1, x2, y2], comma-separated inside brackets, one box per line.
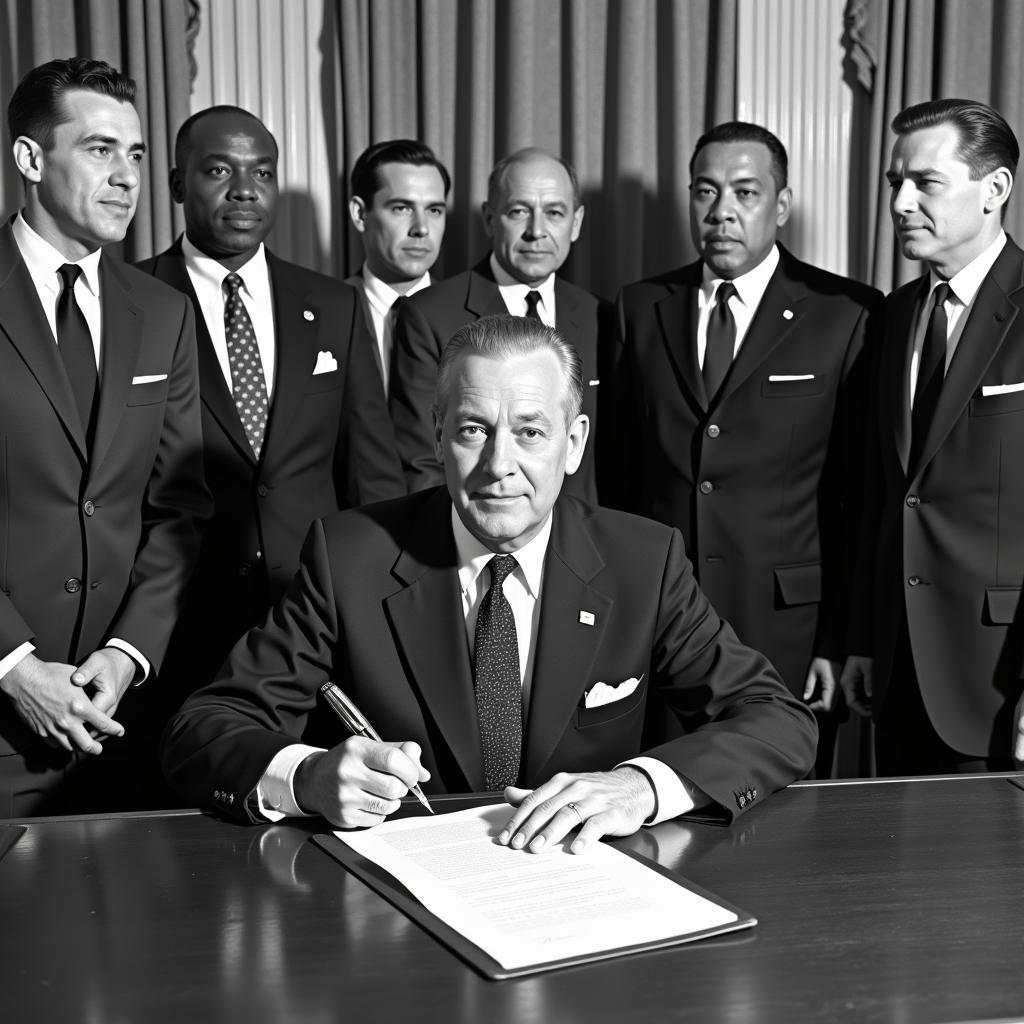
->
[774, 561, 821, 607]
[984, 587, 1021, 624]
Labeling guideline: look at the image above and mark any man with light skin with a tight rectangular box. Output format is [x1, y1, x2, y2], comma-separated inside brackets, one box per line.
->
[163, 314, 816, 849]
[842, 99, 1024, 773]
[345, 139, 450, 395]
[389, 147, 609, 503]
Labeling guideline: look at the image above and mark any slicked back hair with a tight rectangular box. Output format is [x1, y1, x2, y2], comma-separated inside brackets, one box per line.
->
[350, 139, 451, 204]
[689, 121, 789, 193]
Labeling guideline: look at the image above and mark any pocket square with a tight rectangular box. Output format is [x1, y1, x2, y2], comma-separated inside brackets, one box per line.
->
[768, 374, 814, 382]
[131, 374, 167, 384]
[584, 674, 643, 709]
[313, 350, 337, 375]
[981, 382, 1024, 396]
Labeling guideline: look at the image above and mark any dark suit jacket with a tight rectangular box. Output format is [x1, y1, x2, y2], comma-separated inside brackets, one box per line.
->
[137, 240, 405, 692]
[388, 258, 610, 502]
[0, 221, 210, 756]
[851, 237, 1024, 756]
[162, 488, 817, 824]
[602, 246, 882, 694]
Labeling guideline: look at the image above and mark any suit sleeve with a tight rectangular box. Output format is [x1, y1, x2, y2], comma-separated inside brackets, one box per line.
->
[162, 518, 339, 822]
[336, 296, 406, 506]
[643, 529, 818, 821]
[106, 296, 211, 673]
[389, 298, 446, 492]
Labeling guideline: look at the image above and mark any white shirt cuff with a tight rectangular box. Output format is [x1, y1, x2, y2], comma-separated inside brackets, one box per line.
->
[105, 639, 150, 684]
[620, 756, 708, 825]
[256, 744, 326, 821]
[0, 642, 34, 681]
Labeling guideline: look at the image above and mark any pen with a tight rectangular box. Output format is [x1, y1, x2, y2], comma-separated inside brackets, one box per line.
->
[319, 681, 434, 814]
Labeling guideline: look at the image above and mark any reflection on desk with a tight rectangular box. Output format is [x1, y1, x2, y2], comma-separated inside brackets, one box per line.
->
[2, 777, 1024, 1023]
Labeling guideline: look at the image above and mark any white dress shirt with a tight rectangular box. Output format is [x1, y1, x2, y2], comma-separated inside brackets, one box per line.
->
[908, 231, 1007, 405]
[360, 264, 432, 394]
[697, 244, 781, 369]
[181, 235, 276, 398]
[0, 214, 150, 682]
[489, 253, 557, 326]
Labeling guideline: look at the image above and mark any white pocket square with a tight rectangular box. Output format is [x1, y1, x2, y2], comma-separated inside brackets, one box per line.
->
[313, 351, 337, 375]
[768, 374, 814, 382]
[132, 374, 167, 384]
[981, 382, 1024, 396]
[584, 675, 643, 709]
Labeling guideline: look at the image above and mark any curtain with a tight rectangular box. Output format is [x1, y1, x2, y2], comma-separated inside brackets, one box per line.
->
[332, 0, 737, 299]
[0, 0, 195, 261]
[844, 0, 1024, 291]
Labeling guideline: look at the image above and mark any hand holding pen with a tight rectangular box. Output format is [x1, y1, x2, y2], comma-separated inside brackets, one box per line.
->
[319, 681, 434, 815]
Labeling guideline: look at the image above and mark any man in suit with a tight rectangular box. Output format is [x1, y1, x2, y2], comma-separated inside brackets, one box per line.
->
[344, 139, 450, 395]
[163, 314, 816, 850]
[602, 122, 882, 777]
[841, 99, 1024, 773]
[389, 147, 609, 503]
[0, 58, 210, 814]
[138, 106, 404, 710]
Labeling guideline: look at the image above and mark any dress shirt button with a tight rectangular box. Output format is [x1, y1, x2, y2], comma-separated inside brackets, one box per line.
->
[257, 484, 269, 497]
[707, 424, 721, 438]
[906, 495, 920, 508]
[908, 575, 922, 587]
[65, 577, 81, 593]
[83, 499, 95, 516]
[699, 480, 714, 494]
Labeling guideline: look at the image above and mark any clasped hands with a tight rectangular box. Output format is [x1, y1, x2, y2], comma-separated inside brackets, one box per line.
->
[294, 735, 656, 853]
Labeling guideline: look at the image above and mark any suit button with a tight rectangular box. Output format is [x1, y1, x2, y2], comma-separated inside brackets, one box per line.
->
[908, 575, 921, 587]
[257, 484, 269, 497]
[906, 495, 920, 508]
[83, 499, 95, 516]
[238, 562, 252, 576]
[699, 480, 714, 494]
[65, 577, 81, 593]
[707, 424, 721, 438]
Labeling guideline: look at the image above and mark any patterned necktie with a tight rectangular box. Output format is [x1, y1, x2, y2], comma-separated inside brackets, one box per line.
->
[910, 282, 950, 471]
[223, 272, 269, 458]
[703, 281, 737, 400]
[525, 290, 542, 321]
[473, 555, 522, 791]
[56, 264, 98, 436]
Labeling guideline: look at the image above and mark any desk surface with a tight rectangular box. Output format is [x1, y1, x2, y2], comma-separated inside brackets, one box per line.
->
[2, 775, 1023, 1024]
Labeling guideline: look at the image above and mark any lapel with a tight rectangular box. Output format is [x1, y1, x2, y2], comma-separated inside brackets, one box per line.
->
[464, 259, 511, 319]
[654, 265, 707, 411]
[384, 490, 483, 790]
[912, 239, 1024, 476]
[0, 220, 87, 460]
[90, 255, 142, 469]
[553, 277, 581, 342]
[522, 500, 612, 781]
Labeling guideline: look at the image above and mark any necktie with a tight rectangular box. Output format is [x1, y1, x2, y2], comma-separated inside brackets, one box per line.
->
[473, 555, 522, 791]
[56, 264, 98, 436]
[223, 272, 269, 458]
[910, 282, 950, 470]
[524, 290, 542, 321]
[703, 281, 737, 400]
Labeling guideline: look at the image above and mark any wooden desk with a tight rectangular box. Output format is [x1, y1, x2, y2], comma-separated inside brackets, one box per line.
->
[3, 775, 1023, 1023]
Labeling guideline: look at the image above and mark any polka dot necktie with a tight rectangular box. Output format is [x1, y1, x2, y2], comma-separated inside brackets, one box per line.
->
[524, 290, 542, 321]
[473, 555, 522, 791]
[223, 272, 268, 458]
[703, 281, 737, 400]
[56, 263, 98, 438]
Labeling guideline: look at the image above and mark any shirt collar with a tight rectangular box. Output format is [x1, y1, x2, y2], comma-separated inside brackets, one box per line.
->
[360, 263, 431, 318]
[451, 502, 552, 599]
[489, 252, 557, 308]
[181, 233, 269, 294]
[931, 230, 1006, 307]
[13, 212, 102, 297]
[701, 243, 780, 308]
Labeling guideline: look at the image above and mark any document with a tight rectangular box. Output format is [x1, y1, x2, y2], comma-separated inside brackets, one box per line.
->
[332, 803, 748, 972]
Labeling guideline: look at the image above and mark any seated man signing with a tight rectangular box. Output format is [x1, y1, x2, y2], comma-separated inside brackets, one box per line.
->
[163, 315, 815, 852]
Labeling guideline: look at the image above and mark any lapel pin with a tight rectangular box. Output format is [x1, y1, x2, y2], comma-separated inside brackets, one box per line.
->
[303, 309, 315, 321]
[579, 610, 595, 626]
[783, 309, 794, 320]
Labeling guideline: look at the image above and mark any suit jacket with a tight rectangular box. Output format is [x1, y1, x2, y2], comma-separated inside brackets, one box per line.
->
[602, 246, 882, 694]
[138, 240, 405, 692]
[388, 258, 610, 503]
[162, 488, 817, 824]
[0, 220, 210, 756]
[851, 237, 1024, 756]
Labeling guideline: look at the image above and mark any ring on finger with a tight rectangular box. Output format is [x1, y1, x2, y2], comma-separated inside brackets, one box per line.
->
[566, 801, 584, 825]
